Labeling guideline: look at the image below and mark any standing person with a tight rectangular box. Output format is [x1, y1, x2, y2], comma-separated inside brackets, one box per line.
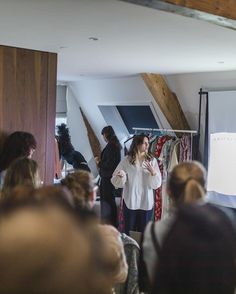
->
[57, 124, 90, 172]
[96, 126, 121, 227]
[111, 134, 161, 234]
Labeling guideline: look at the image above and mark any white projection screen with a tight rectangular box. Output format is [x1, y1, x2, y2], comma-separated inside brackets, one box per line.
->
[207, 90, 236, 208]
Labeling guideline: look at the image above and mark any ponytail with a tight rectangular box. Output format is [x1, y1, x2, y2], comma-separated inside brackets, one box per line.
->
[183, 178, 206, 204]
[167, 161, 206, 206]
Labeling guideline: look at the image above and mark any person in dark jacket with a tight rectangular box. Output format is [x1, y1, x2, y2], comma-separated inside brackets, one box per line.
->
[96, 126, 121, 227]
[57, 124, 90, 172]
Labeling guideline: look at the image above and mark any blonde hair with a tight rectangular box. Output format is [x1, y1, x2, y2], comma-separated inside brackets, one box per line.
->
[167, 161, 206, 206]
[97, 225, 128, 285]
[1, 158, 40, 200]
[61, 170, 95, 209]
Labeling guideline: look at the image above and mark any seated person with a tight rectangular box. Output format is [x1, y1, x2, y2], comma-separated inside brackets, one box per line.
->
[152, 204, 236, 294]
[143, 161, 206, 283]
[1, 158, 40, 201]
[0, 205, 113, 294]
[0, 131, 37, 188]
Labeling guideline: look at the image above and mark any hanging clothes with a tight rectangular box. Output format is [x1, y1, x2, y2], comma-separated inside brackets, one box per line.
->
[179, 134, 192, 162]
[153, 135, 171, 221]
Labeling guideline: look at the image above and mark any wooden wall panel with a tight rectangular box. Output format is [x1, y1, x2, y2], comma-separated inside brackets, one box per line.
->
[45, 53, 57, 184]
[0, 45, 57, 184]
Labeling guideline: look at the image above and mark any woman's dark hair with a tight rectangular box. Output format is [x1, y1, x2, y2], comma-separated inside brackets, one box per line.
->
[127, 134, 151, 165]
[152, 204, 236, 294]
[0, 131, 37, 172]
[101, 126, 121, 149]
[57, 124, 74, 157]
[167, 161, 206, 206]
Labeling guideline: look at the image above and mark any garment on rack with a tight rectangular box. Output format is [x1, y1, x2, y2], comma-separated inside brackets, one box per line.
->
[179, 134, 192, 162]
[159, 138, 176, 220]
[153, 136, 171, 221]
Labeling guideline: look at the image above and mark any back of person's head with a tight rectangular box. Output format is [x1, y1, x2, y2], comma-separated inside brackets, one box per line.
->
[33, 185, 75, 211]
[1, 158, 40, 200]
[0, 131, 36, 172]
[97, 224, 128, 285]
[0, 205, 111, 294]
[101, 126, 121, 149]
[101, 126, 115, 140]
[0, 184, 36, 212]
[167, 161, 206, 206]
[61, 170, 97, 209]
[152, 204, 236, 294]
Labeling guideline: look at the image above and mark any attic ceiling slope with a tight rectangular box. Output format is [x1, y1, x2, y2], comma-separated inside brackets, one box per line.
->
[119, 0, 236, 30]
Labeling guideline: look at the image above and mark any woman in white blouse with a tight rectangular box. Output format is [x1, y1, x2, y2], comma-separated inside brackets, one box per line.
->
[111, 134, 161, 234]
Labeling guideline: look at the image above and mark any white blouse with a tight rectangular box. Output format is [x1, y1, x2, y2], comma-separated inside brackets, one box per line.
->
[111, 156, 161, 210]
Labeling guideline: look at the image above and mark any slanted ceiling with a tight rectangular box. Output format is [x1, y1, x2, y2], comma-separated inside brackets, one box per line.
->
[163, 0, 236, 20]
[142, 73, 190, 131]
[119, 0, 236, 30]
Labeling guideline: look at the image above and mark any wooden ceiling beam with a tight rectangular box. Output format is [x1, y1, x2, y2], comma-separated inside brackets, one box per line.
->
[141, 73, 190, 131]
[119, 0, 236, 30]
[164, 0, 236, 20]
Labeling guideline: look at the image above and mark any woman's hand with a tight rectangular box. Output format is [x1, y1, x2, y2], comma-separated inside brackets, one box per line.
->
[94, 156, 100, 165]
[115, 170, 126, 178]
[142, 160, 157, 176]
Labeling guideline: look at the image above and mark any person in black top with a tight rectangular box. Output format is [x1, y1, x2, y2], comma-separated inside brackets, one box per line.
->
[96, 126, 121, 227]
[56, 124, 90, 172]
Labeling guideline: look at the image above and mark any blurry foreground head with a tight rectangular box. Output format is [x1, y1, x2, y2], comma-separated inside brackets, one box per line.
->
[1, 158, 40, 200]
[97, 225, 128, 285]
[61, 170, 97, 209]
[0, 206, 111, 294]
[167, 161, 206, 206]
[33, 185, 75, 210]
[152, 204, 236, 294]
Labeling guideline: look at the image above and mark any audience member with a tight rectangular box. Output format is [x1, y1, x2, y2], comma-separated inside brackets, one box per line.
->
[61, 170, 97, 210]
[34, 185, 75, 211]
[98, 225, 128, 286]
[143, 161, 206, 283]
[0, 131, 37, 188]
[0, 205, 112, 294]
[1, 158, 40, 201]
[152, 204, 236, 294]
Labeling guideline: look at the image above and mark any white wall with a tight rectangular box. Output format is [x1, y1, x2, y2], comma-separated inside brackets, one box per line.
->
[165, 70, 236, 159]
[165, 70, 236, 130]
[69, 75, 171, 145]
[66, 87, 93, 163]
[56, 85, 67, 114]
[65, 70, 236, 165]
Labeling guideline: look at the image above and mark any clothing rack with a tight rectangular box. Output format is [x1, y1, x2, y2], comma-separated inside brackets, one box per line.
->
[132, 127, 197, 134]
[132, 127, 198, 160]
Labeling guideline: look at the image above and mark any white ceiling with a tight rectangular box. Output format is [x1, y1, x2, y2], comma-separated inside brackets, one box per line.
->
[0, 0, 236, 81]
